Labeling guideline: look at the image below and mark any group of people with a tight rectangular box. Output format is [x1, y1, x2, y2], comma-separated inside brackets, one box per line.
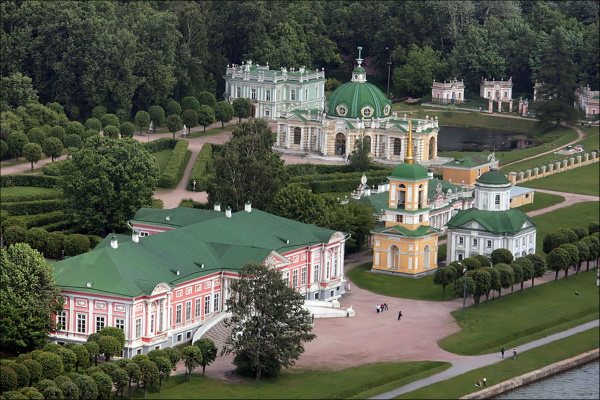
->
[375, 303, 388, 313]
[500, 347, 519, 359]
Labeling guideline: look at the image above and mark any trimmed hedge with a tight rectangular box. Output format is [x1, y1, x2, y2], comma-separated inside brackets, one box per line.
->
[3, 211, 66, 229]
[142, 138, 177, 153]
[42, 160, 70, 176]
[0, 189, 62, 203]
[188, 143, 213, 191]
[157, 140, 190, 188]
[0, 175, 60, 188]
[38, 220, 74, 232]
[289, 169, 391, 184]
[285, 163, 389, 176]
[308, 171, 392, 194]
[1, 199, 64, 215]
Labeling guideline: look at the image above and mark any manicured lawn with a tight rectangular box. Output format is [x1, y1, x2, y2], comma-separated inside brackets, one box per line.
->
[152, 149, 173, 173]
[187, 124, 235, 138]
[399, 327, 599, 399]
[347, 263, 453, 301]
[517, 191, 564, 213]
[132, 361, 450, 399]
[0, 186, 61, 201]
[532, 201, 599, 254]
[521, 163, 600, 196]
[578, 126, 600, 151]
[438, 271, 599, 355]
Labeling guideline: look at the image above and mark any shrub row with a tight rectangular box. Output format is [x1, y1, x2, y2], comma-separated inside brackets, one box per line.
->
[38, 220, 75, 232]
[42, 160, 70, 176]
[289, 169, 392, 184]
[0, 190, 62, 203]
[157, 140, 190, 188]
[309, 173, 392, 194]
[3, 226, 91, 258]
[0, 174, 60, 188]
[285, 163, 389, 177]
[3, 211, 67, 230]
[1, 199, 64, 215]
[142, 137, 178, 152]
[188, 143, 213, 191]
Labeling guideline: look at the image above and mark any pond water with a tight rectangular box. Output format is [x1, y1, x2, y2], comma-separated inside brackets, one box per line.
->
[495, 361, 599, 399]
[438, 126, 537, 152]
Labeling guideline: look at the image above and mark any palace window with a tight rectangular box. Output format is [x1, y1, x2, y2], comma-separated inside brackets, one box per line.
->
[393, 138, 402, 155]
[291, 89, 296, 101]
[135, 318, 142, 338]
[301, 267, 307, 285]
[383, 104, 391, 116]
[305, 88, 308, 100]
[314, 264, 320, 282]
[396, 215, 404, 223]
[292, 270, 299, 287]
[459, 237, 464, 245]
[236, 87, 241, 98]
[419, 215, 424, 222]
[195, 298, 201, 317]
[487, 240, 492, 248]
[315, 87, 318, 98]
[251, 88, 256, 100]
[473, 238, 478, 246]
[96, 316, 105, 333]
[115, 318, 125, 331]
[495, 195, 501, 206]
[213, 293, 220, 312]
[150, 314, 155, 334]
[176, 304, 182, 323]
[57, 311, 67, 331]
[361, 106, 373, 118]
[266, 90, 271, 101]
[293, 127, 301, 144]
[204, 295, 211, 315]
[185, 301, 191, 321]
[325, 261, 330, 279]
[336, 104, 348, 116]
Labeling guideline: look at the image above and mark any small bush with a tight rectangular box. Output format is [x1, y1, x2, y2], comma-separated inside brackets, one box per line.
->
[188, 143, 213, 191]
[100, 114, 119, 128]
[157, 140, 190, 188]
[42, 160, 70, 176]
[119, 122, 135, 138]
[64, 234, 91, 256]
[85, 118, 102, 132]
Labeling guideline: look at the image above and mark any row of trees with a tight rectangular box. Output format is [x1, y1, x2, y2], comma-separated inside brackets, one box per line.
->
[2, 1, 597, 119]
[544, 225, 599, 280]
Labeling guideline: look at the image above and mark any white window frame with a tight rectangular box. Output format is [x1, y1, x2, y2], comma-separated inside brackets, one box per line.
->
[291, 89, 296, 101]
[135, 318, 142, 338]
[195, 298, 201, 318]
[236, 87, 241, 98]
[176, 304, 182, 324]
[115, 318, 125, 331]
[213, 292, 220, 312]
[313, 264, 320, 282]
[301, 267, 307, 285]
[204, 295, 211, 315]
[251, 88, 256, 100]
[292, 270, 299, 287]
[95, 316, 105, 333]
[57, 311, 67, 331]
[266, 90, 271, 101]
[150, 314, 155, 334]
[185, 301, 191, 321]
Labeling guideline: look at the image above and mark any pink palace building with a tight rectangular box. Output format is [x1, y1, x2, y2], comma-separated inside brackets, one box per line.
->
[50, 205, 347, 357]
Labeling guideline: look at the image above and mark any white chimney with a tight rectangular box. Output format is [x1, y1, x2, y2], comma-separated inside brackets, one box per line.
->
[165, 216, 171, 221]
[427, 172, 434, 178]
[225, 207, 232, 218]
[244, 201, 252, 212]
[214, 202, 221, 212]
[132, 231, 139, 243]
[110, 236, 118, 249]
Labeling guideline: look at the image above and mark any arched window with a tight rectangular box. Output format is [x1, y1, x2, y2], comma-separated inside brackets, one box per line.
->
[335, 133, 346, 155]
[293, 127, 301, 145]
[397, 184, 406, 209]
[458, 253, 464, 261]
[495, 194, 501, 206]
[424, 245, 431, 269]
[393, 138, 402, 155]
[390, 245, 400, 269]
[418, 184, 424, 209]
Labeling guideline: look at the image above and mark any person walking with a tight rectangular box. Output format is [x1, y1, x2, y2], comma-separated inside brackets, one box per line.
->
[501, 347, 505, 359]
[376, 304, 380, 313]
[512, 348, 519, 359]
[398, 310, 403, 320]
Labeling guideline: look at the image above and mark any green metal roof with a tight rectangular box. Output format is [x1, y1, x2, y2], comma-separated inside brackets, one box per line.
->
[327, 81, 391, 119]
[443, 155, 491, 169]
[352, 66, 366, 74]
[357, 191, 388, 211]
[372, 224, 440, 237]
[390, 163, 429, 180]
[131, 207, 222, 228]
[427, 178, 463, 200]
[476, 170, 509, 185]
[447, 208, 534, 234]
[53, 209, 339, 297]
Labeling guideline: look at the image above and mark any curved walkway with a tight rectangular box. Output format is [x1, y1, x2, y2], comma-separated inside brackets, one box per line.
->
[526, 188, 600, 217]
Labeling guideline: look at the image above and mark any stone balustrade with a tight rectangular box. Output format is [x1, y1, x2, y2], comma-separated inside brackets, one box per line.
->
[508, 151, 598, 185]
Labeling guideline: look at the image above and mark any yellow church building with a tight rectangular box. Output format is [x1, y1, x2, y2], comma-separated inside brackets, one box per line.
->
[371, 118, 440, 276]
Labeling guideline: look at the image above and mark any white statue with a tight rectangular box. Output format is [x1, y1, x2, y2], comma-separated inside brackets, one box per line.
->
[182, 124, 187, 136]
[149, 120, 154, 133]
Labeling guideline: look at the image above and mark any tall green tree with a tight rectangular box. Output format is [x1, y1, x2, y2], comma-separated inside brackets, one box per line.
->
[348, 137, 371, 172]
[433, 266, 456, 299]
[23, 142, 42, 170]
[42, 137, 63, 162]
[180, 346, 202, 382]
[134, 111, 150, 135]
[393, 45, 448, 97]
[546, 247, 570, 280]
[197, 91, 217, 109]
[148, 105, 166, 128]
[470, 269, 491, 304]
[534, 28, 578, 126]
[214, 101, 234, 128]
[197, 104, 215, 132]
[232, 98, 252, 123]
[7, 132, 28, 160]
[208, 119, 285, 212]
[166, 114, 183, 139]
[61, 136, 158, 235]
[194, 338, 217, 376]
[223, 263, 315, 381]
[0, 243, 63, 353]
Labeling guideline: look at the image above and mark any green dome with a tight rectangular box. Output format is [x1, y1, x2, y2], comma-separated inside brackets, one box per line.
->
[390, 163, 429, 181]
[477, 170, 510, 185]
[327, 81, 391, 119]
[352, 66, 366, 74]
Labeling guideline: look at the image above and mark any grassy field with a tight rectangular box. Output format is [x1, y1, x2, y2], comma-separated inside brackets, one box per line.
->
[152, 149, 174, 173]
[399, 327, 599, 399]
[188, 124, 235, 138]
[532, 201, 599, 254]
[517, 191, 564, 213]
[0, 186, 61, 201]
[132, 361, 450, 399]
[347, 263, 452, 301]
[438, 270, 599, 355]
[520, 164, 600, 196]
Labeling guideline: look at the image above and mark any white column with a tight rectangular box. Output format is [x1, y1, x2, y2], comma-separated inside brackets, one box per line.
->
[69, 296, 74, 334]
[88, 301, 94, 334]
[300, 127, 305, 150]
[286, 126, 291, 148]
[108, 301, 113, 327]
[386, 137, 391, 159]
[145, 302, 150, 337]
[125, 304, 130, 341]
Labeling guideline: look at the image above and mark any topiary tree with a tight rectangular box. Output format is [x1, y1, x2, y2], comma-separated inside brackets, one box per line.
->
[33, 379, 55, 393]
[119, 122, 135, 138]
[45, 232, 65, 260]
[514, 257, 534, 291]
[20, 387, 44, 400]
[23, 143, 42, 170]
[153, 356, 171, 390]
[123, 361, 140, 398]
[480, 266, 500, 300]
[166, 114, 182, 139]
[84, 118, 102, 133]
[214, 101, 234, 127]
[102, 125, 119, 139]
[35, 352, 63, 380]
[26, 128, 45, 146]
[71, 345, 90, 371]
[1, 139, 8, 160]
[575, 240, 589, 274]
[559, 243, 579, 277]
[3, 225, 27, 247]
[20, 360, 42, 385]
[111, 367, 129, 398]
[462, 257, 481, 271]
[546, 247, 569, 280]
[42, 137, 63, 161]
[470, 269, 491, 305]
[510, 262, 522, 293]
[72, 374, 98, 400]
[97, 327, 125, 350]
[433, 266, 456, 299]
[491, 248, 513, 265]
[525, 253, 546, 286]
[572, 227, 588, 240]
[84, 342, 99, 367]
[589, 222, 600, 235]
[47, 126, 65, 143]
[165, 99, 181, 117]
[180, 346, 202, 381]
[473, 254, 491, 268]
[161, 348, 180, 371]
[181, 109, 198, 133]
[232, 98, 252, 123]
[148, 106, 165, 127]
[493, 263, 514, 296]
[6, 362, 30, 389]
[100, 114, 119, 129]
[56, 380, 78, 400]
[91, 371, 112, 400]
[181, 96, 200, 114]
[197, 91, 217, 109]
[134, 111, 150, 135]
[64, 234, 90, 256]
[65, 122, 85, 138]
[581, 236, 599, 271]
[1, 364, 19, 393]
[64, 134, 83, 149]
[91, 106, 107, 119]
[135, 359, 159, 399]
[194, 338, 217, 376]
[197, 104, 215, 132]
[453, 275, 475, 303]
[7, 132, 28, 160]
[41, 385, 63, 399]
[83, 129, 98, 141]
[97, 336, 120, 362]
[25, 228, 49, 255]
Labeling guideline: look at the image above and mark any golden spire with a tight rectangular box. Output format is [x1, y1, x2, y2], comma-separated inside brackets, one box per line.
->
[406, 113, 414, 165]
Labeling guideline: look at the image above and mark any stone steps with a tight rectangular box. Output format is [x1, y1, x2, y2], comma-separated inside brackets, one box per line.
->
[201, 319, 232, 353]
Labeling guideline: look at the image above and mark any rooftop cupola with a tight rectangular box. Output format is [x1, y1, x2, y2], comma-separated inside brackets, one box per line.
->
[351, 46, 367, 83]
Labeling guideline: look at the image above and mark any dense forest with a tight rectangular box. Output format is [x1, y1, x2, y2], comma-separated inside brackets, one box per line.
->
[1, 0, 598, 119]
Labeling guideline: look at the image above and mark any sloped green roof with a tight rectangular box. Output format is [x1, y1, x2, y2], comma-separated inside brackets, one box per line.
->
[427, 178, 463, 200]
[357, 191, 388, 211]
[327, 81, 391, 119]
[447, 208, 534, 234]
[372, 224, 440, 237]
[96, 234, 132, 249]
[443, 155, 491, 169]
[476, 170, 509, 185]
[131, 207, 222, 228]
[53, 209, 339, 297]
[390, 163, 429, 180]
